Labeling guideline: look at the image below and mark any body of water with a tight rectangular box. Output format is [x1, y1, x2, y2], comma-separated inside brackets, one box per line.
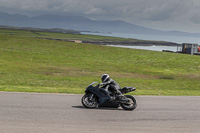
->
[82, 32, 200, 51]
[107, 45, 179, 52]
[82, 32, 200, 44]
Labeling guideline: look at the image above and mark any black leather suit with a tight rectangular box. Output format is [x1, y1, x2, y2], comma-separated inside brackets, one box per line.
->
[100, 78, 122, 97]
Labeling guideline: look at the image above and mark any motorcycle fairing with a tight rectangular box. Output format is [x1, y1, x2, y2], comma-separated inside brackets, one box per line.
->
[85, 85, 110, 105]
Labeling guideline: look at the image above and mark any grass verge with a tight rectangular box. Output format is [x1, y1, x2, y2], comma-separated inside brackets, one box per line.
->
[0, 30, 200, 95]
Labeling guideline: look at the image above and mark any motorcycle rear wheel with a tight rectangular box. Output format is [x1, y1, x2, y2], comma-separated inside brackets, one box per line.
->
[120, 95, 137, 111]
[81, 94, 98, 108]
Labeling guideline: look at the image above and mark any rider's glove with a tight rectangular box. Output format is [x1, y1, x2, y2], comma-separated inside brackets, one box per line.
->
[99, 83, 104, 86]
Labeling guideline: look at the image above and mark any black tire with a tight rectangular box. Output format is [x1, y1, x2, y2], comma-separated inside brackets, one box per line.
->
[120, 95, 137, 111]
[81, 94, 98, 108]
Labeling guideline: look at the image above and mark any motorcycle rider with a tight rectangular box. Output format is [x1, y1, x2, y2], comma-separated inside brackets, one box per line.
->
[99, 74, 127, 102]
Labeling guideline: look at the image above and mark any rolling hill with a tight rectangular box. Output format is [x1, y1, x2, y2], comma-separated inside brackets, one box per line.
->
[1, 12, 200, 37]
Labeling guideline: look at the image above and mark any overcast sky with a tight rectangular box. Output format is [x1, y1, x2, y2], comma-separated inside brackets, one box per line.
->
[0, 0, 200, 32]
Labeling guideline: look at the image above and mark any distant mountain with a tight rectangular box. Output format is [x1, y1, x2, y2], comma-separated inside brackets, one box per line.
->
[1, 12, 200, 37]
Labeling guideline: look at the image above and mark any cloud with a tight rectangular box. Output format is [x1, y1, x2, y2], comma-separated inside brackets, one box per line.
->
[0, 0, 198, 19]
[0, 0, 200, 32]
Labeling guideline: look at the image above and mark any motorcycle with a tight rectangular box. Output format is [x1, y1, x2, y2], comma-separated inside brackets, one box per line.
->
[81, 82, 137, 111]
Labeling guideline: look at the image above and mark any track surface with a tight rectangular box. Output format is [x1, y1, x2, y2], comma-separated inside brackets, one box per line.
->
[0, 92, 200, 133]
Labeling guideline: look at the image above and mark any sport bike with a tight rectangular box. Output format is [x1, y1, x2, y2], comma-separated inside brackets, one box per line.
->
[81, 82, 137, 111]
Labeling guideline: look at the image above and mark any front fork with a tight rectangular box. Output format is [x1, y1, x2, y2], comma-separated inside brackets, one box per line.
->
[88, 94, 94, 101]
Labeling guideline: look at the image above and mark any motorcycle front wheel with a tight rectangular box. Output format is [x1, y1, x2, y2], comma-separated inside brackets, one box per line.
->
[81, 94, 98, 108]
[120, 95, 137, 111]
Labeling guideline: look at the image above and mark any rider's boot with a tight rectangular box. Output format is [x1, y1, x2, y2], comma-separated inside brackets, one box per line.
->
[116, 90, 129, 102]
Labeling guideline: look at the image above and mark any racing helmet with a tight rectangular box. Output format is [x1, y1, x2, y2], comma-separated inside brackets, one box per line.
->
[101, 74, 110, 83]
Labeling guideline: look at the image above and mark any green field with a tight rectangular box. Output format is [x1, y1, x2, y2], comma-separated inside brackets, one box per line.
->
[0, 29, 200, 95]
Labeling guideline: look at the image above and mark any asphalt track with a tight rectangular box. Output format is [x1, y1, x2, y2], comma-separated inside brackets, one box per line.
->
[0, 92, 200, 133]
